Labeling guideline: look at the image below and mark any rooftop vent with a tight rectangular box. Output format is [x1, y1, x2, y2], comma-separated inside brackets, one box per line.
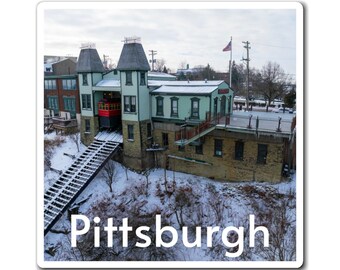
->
[123, 36, 141, 44]
[80, 42, 96, 49]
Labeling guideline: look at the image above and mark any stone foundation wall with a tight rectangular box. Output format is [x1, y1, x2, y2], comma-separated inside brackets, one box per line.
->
[80, 116, 99, 146]
[122, 120, 154, 171]
[153, 124, 286, 183]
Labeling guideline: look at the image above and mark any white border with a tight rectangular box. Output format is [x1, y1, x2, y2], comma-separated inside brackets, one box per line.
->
[37, 1, 304, 268]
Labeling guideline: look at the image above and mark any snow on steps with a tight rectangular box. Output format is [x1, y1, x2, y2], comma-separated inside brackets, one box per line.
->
[44, 138, 120, 235]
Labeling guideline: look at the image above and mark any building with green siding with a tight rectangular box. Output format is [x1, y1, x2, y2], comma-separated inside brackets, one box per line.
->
[73, 38, 295, 182]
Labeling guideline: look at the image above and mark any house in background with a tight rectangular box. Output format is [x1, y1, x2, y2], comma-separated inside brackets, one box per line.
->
[44, 58, 81, 134]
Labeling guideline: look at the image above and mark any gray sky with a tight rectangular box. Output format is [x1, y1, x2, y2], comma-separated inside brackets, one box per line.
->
[44, 8, 296, 78]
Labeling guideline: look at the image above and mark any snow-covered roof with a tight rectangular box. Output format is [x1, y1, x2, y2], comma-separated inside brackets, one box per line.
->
[148, 72, 176, 79]
[148, 80, 224, 87]
[151, 85, 218, 95]
[95, 79, 121, 87]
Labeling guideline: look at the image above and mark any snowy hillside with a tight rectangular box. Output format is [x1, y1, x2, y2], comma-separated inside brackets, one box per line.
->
[44, 132, 296, 261]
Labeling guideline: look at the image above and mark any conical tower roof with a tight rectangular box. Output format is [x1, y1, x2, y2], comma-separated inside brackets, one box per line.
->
[76, 44, 104, 73]
[117, 41, 150, 71]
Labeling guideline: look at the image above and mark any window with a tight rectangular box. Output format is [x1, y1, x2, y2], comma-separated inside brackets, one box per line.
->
[127, 125, 134, 140]
[113, 69, 118, 75]
[171, 97, 179, 117]
[235, 141, 244, 161]
[257, 144, 268, 164]
[178, 145, 185, 152]
[62, 79, 77, 90]
[214, 139, 223, 157]
[85, 119, 91, 133]
[126, 71, 132, 85]
[82, 74, 88, 85]
[63, 96, 76, 118]
[47, 96, 59, 115]
[140, 72, 146, 85]
[124, 96, 136, 113]
[44, 79, 56, 90]
[191, 98, 200, 119]
[156, 96, 164, 116]
[81, 94, 92, 110]
[147, 123, 152, 138]
[162, 133, 168, 147]
[195, 144, 203, 155]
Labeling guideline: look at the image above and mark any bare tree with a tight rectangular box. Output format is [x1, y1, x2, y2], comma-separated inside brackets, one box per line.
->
[69, 131, 80, 152]
[142, 168, 152, 197]
[253, 62, 290, 112]
[154, 58, 166, 72]
[101, 160, 116, 192]
[178, 61, 188, 69]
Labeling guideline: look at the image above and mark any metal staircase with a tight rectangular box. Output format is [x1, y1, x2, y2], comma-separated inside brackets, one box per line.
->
[44, 138, 120, 235]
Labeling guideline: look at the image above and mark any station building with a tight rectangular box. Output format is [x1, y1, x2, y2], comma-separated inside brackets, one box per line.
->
[49, 38, 296, 182]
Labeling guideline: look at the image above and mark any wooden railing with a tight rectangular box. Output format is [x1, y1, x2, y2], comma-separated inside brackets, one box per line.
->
[175, 112, 224, 141]
[52, 117, 78, 128]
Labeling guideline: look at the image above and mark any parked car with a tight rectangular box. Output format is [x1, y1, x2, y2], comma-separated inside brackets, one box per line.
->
[273, 107, 285, 113]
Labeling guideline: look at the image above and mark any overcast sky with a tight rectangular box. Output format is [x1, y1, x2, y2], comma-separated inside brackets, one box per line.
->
[44, 7, 296, 78]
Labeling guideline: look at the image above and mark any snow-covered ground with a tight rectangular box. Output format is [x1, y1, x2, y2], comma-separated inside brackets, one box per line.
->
[43, 131, 296, 262]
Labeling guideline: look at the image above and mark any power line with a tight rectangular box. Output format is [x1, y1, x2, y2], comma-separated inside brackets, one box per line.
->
[253, 43, 295, 49]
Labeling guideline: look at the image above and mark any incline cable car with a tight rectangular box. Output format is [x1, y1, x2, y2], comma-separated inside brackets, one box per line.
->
[98, 98, 121, 130]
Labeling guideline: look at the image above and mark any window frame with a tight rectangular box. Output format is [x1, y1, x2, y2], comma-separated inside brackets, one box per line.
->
[81, 94, 92, 110]
[156, 96, 164, 116]
[85, 119, 91, 133]
[125, 71, 133, 85]
[191, 97, 200, 119]
[147, 123, 152, 138]
[123, 95, 136, 113]
[47, 96, 59, 115]
[62, 79, 77, 90]
[195, 144, 203, 155]
[257, 144, 268, 164]
[162, 132, 169, 148]
[140, 72, 146, 85]
[82, 73, 88, 86]
[214, 139, 223, 157]
[178, 145, 185, 152]
[234, 141, 244, 161]
[170, 97, 179, 118]
[44, 79, 57, 90]
[63, 96, 76, 118]
[127, 124, 134, 141]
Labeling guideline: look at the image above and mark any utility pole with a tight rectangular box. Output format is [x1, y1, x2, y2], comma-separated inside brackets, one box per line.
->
[149, 50, 157, 71]
[242, 41, 251, 111]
